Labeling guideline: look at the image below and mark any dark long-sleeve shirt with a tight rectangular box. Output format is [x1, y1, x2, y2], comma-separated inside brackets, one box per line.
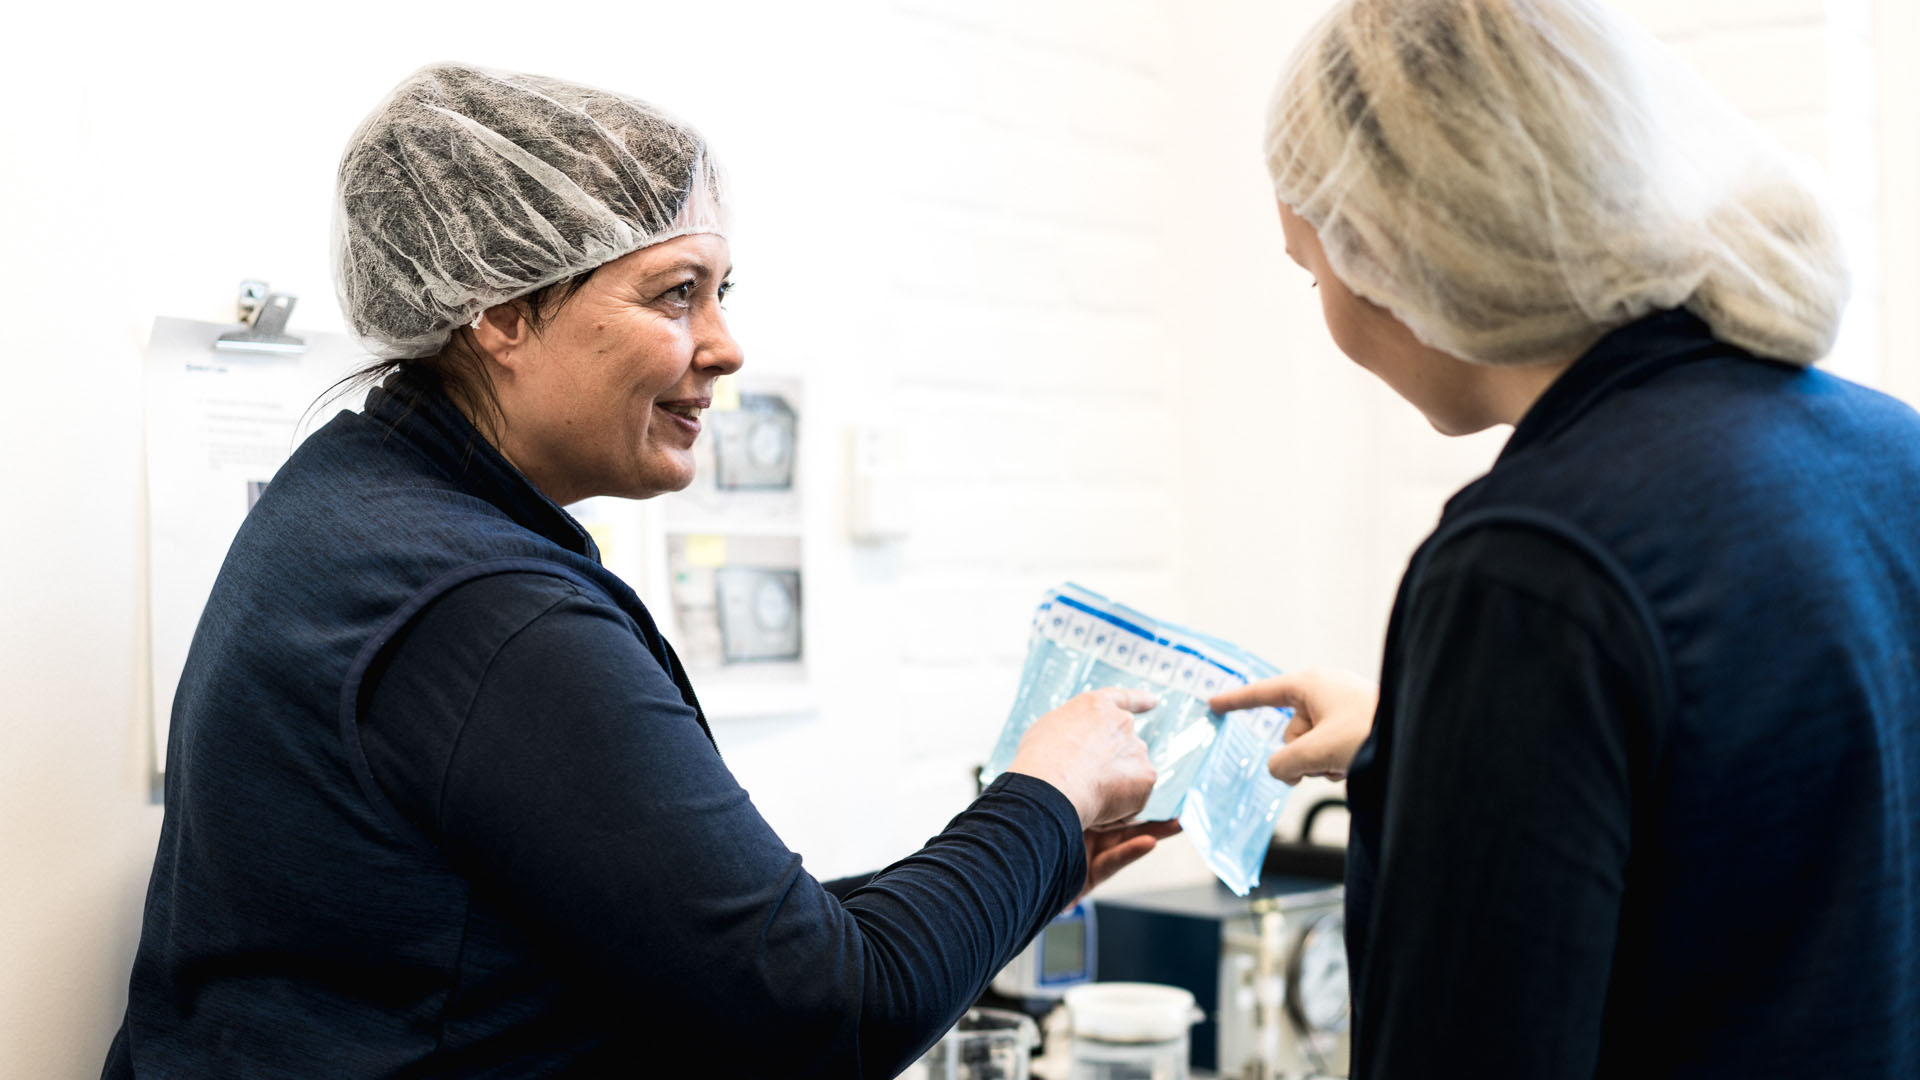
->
[1345, 311, 1920, 1078]
[1351, 525, 1658, 1076]
[357, 571, 1083, 1076]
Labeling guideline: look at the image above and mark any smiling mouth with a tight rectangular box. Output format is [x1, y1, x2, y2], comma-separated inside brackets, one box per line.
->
[658, 403, 704, 421]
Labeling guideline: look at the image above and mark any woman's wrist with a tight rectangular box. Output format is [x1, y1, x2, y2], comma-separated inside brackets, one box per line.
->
[1003, 762, 1093, 830]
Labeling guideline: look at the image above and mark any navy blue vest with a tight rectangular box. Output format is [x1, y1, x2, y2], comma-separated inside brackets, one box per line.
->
[110, 376, 707, 1074]
[1349, 311, 1920, 1075]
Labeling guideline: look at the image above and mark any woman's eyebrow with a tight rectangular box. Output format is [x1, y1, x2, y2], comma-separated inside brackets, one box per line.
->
[642, 259, 715, 281]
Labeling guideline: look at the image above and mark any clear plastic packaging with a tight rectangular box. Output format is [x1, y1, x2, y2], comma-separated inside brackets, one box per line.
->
[982, 584, 1294, 895]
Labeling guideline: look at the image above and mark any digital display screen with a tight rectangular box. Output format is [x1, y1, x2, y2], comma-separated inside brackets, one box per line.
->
[1041, 920, 1086, 981]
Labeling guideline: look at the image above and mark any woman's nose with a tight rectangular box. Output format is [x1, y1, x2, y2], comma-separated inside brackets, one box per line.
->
[697, 307, 746, 375]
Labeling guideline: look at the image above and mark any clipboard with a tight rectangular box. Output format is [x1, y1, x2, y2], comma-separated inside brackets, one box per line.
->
[143, 286, 368, 773]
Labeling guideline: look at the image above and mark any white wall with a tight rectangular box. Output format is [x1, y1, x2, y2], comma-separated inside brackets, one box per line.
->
[1873, 0, 1920, 401]
[1, 1, 1909, 1076]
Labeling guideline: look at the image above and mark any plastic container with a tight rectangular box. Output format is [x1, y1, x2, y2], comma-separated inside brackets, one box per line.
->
[916, 1007, 1040, 1080]
[1064, 982, 1204, 1080]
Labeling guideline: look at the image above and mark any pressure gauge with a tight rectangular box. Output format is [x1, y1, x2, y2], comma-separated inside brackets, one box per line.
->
[712, 392, 797, 490]
[714, 567, 802, 662]
[748, 419, 790, 471]
[1285, 910, 1350, 1036]
[753, 574, 794, 630]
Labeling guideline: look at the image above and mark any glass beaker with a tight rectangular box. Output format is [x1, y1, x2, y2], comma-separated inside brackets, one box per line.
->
[918, 1006, 1039, 1080]
[1064, 982, 1204, 1080]
[1068, 1032, 1192, 1080]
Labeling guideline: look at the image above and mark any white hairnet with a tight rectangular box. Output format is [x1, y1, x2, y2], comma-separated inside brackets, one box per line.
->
[335, 62, 728, 360]
[1265, 0, 1848, 366]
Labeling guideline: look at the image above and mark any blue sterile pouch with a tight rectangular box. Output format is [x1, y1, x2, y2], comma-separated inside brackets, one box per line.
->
[981, 584, 1295, 895]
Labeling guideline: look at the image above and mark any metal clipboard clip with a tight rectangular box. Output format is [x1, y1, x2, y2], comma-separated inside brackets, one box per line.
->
[214, 279, 306, 355]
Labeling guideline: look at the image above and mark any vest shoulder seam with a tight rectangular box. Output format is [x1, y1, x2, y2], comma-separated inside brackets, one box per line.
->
[429, 586, 582, 831]
[336, 557, 618, 850]
[1413, 508, 1677, 727]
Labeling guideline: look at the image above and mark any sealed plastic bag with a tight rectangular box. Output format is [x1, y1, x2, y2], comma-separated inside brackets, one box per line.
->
[981, 584, 1295, 895]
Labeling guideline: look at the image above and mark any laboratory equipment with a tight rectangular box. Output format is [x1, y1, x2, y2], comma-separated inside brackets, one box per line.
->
[993, 901, 1096, 1000]
[714, 566, 802, 662]
[1271, 905, 1349, 1075]
[711, 392, 797, 490]
[1064, 982, 1204, 1080]
[1092, 878, 1347, 1077]
[916, 1007, 1039, 1080]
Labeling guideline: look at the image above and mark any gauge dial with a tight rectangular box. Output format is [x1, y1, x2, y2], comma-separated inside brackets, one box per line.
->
[1286, 910, 1351, 1035]
[748, 419, 791, 469]
[753, 575, 795, 630]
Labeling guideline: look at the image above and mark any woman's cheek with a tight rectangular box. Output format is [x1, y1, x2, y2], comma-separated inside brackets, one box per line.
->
[1320, 291, 1370, 369]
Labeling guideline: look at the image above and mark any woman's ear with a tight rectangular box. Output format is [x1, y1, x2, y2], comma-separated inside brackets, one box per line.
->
[468, 305, 533, 373]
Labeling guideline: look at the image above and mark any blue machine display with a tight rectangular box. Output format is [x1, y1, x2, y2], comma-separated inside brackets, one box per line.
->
[991, 901, 1096, 1000]
[981, 584, 1295, 895]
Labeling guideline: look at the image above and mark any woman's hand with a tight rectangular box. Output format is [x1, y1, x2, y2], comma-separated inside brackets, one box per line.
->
[1209, 668, 1378, 784]
[1074, 819, 1184, 906]
[1007, 688, 1159, 829]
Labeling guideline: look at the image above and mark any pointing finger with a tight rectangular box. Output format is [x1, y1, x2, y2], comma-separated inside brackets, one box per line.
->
[1209, 671, 1312, 715]
[1268, 733, 1347, 785]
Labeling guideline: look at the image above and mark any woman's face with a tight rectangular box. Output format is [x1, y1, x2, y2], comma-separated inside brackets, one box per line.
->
[1277, 200, 1512, 436]
[487, 234, 744, 505]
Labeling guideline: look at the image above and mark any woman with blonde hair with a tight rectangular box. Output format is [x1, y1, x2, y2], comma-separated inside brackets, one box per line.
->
[1212, 1, 1920, 1075]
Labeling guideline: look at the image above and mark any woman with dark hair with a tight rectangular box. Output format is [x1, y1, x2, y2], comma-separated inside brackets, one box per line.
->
[105, 63, 1172, 1078]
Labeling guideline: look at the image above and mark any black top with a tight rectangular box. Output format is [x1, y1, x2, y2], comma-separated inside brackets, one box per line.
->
[106, 374, 1087, 1079]
[356, 571, 1077, 1075]
[1349, 525, 1659, 1074]
[1345, 311, 1920, 1078]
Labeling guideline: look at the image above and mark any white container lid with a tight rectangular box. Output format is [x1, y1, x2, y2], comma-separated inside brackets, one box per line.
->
[1064, 982, 1203, 1044]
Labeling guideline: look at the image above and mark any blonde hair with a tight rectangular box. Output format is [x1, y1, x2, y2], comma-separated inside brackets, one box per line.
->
[1266, 0, 1848, 366]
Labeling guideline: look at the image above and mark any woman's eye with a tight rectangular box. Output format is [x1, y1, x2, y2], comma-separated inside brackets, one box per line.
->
[718, 280, 735, 303]
[668, 281, 695, 302]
